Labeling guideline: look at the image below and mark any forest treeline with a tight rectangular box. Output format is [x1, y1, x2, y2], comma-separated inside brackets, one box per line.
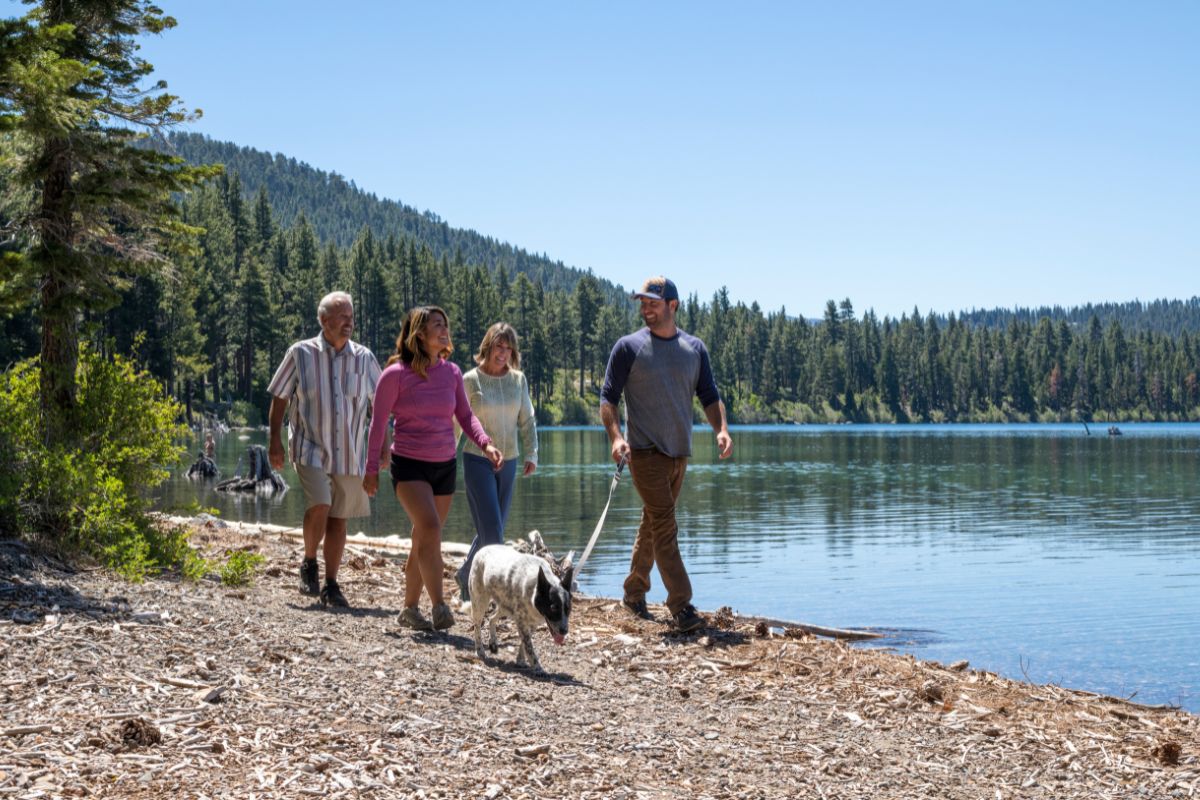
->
[4, 136, 1200, 424]
[955, 298, 1200, 337]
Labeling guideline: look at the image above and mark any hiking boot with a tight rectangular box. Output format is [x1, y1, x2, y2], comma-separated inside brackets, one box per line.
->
[431, 602, 455, 630]
[398, 606, 433, 631]
[299, 558, 320, 596]
[673, 604, 704, 633]
[320, 579, 349, 609]
[623, 597, 653, 620]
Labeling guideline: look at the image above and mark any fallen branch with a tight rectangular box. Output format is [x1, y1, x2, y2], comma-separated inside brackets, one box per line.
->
[742, 615, 884, 641]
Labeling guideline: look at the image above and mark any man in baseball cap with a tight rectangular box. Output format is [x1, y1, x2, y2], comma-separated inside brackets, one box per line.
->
[600, 275, 733, 633]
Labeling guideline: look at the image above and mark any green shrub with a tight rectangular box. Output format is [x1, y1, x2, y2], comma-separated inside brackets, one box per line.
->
[557, 393, 596, 425]
[219, 550, 265, 586]
[0, 348, 189, 578]
[181, 549, 213, 583]
[228, 399, 262, 427]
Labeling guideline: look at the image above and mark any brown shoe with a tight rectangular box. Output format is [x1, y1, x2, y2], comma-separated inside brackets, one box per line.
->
[673, 604, 704, 633]
[398, 606, 432, 631]
[431, 603, 455, 630]
[623, 597, 653, 620]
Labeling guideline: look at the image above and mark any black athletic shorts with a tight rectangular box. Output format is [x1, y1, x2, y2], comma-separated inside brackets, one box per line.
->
[390, 454, 457, 496]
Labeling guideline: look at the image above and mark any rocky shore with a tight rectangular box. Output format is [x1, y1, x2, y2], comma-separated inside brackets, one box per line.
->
[1, 520, 1197, 799]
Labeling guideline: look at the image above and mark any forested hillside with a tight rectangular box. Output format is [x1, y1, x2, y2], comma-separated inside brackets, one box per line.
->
[156, 133, 619, 301]
[3, 136, 1199, 425]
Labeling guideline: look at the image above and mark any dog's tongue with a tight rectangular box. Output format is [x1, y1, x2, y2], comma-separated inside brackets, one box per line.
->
[552, 631, 565, 646]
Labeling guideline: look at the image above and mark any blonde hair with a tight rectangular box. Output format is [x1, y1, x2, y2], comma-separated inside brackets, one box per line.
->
[387, 305, 452, 378]
[474, 322, 521, 370]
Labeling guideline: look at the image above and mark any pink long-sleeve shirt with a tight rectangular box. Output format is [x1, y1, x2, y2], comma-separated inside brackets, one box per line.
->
[365, 358, 491, 474]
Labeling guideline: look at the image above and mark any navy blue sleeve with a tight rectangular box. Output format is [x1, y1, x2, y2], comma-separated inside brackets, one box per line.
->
[693, 339, 721, 408]
[601, 337, 636, 405]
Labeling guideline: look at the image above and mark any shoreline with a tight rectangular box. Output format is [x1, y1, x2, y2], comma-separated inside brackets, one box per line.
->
[1, 520, 1196, 798]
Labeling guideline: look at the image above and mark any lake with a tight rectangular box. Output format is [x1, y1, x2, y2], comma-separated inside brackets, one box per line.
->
[161, 423, 1200, 711]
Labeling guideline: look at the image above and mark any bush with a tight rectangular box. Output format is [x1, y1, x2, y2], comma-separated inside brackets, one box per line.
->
[0, 348, 189, 578]
[228, 399, 262, 427]
[556, 393, 596, 425]
[219, 550, 265, 586]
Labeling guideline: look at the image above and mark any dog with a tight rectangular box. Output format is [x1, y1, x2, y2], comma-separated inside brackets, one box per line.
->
[466, 545, 573, 671]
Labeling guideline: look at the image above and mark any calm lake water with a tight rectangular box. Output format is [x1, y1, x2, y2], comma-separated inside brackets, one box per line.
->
[161, 423, 1200, 711]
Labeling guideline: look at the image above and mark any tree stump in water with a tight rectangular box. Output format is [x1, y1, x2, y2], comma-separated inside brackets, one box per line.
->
[186, 454, 219, 480]
[215, 445, 287, 494]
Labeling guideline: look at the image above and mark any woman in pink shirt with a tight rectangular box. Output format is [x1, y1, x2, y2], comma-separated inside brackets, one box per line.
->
[364, 306, 503, 631]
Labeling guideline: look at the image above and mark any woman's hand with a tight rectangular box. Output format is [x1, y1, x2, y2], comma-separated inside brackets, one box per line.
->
[523, 461, 536, 477]
[484, 444, 504, 471]
[363, 472, 379, 498]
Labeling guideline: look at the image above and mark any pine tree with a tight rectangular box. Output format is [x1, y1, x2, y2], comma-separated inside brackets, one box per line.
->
[0, 1, 217, 443]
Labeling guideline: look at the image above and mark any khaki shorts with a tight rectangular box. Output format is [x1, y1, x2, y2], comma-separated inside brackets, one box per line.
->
[294, 464, 371, 519]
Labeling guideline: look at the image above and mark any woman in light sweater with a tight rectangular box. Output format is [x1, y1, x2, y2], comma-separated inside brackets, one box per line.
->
[455, 322, 538, 602]
[364, 306, 503, 630]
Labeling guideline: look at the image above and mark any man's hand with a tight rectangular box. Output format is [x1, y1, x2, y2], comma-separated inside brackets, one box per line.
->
[363, 472, 379, 498]
[610, 436, 631, 464]
[268, 437, 285, 471]
[716, 430, 733, 460]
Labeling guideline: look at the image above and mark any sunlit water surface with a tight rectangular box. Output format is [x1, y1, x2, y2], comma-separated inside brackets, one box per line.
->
[161, 423, 1200, 711]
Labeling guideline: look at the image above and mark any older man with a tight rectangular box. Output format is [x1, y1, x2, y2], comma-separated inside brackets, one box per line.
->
[600, 276, 733, 632]
[268, 291, 381, 608]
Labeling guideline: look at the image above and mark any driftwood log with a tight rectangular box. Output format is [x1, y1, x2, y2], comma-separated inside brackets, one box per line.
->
[215, 445, 286, 494]
[738, 614, 884, 641]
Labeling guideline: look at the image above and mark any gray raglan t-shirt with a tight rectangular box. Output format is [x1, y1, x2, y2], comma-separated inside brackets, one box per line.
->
[600, 327, 721, 458]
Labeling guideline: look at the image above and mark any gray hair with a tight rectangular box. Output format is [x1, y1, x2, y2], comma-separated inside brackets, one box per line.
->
[317, 291, 353, 320]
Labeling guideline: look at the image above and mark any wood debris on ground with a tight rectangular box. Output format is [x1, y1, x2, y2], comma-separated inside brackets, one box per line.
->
[1, 526, 1197, 799]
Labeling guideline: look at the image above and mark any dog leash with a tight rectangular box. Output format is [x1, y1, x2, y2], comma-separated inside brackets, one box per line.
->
[573, 453, 628, 579]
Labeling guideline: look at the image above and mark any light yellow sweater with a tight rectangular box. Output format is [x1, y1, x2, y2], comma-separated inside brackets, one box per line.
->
[460, 367, 538, 466]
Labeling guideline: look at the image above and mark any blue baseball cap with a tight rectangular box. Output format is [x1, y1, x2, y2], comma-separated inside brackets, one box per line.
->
[631, 277, 679, 303]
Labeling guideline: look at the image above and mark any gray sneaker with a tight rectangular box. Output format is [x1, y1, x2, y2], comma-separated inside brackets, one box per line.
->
[398, 606, 432, 631]
[430, 602, 455, 631]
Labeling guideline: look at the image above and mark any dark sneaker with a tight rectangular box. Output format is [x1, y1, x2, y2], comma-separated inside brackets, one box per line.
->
[299, 558, 320, 596]
[319, 579, 349, 609]
[623, 597, 653, 620]
[673, 604, 704, 633]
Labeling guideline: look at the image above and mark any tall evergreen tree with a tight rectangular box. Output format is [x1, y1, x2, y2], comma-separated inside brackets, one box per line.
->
[0, 1, 217, 443]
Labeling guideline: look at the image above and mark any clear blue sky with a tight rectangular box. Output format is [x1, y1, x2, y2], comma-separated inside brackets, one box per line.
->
[9, 1, 1198, 319]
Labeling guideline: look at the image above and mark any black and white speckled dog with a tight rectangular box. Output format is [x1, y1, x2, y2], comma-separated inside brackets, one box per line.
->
[466, 545, 573, 671]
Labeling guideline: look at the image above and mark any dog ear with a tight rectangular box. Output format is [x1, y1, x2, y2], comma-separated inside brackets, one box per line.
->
[561, 565, 574, 594]
[536, 564, 552, 598]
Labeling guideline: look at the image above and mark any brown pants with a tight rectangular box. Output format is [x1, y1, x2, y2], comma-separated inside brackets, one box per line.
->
[623, 448, 691, 615]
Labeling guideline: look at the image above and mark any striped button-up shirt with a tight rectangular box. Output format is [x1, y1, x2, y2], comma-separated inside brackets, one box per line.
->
[267, 335, 382, 476]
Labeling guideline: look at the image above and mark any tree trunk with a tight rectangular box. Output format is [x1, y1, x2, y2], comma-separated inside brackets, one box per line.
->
[37, 139, 78, 448]
[39, 277, 78, 447]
